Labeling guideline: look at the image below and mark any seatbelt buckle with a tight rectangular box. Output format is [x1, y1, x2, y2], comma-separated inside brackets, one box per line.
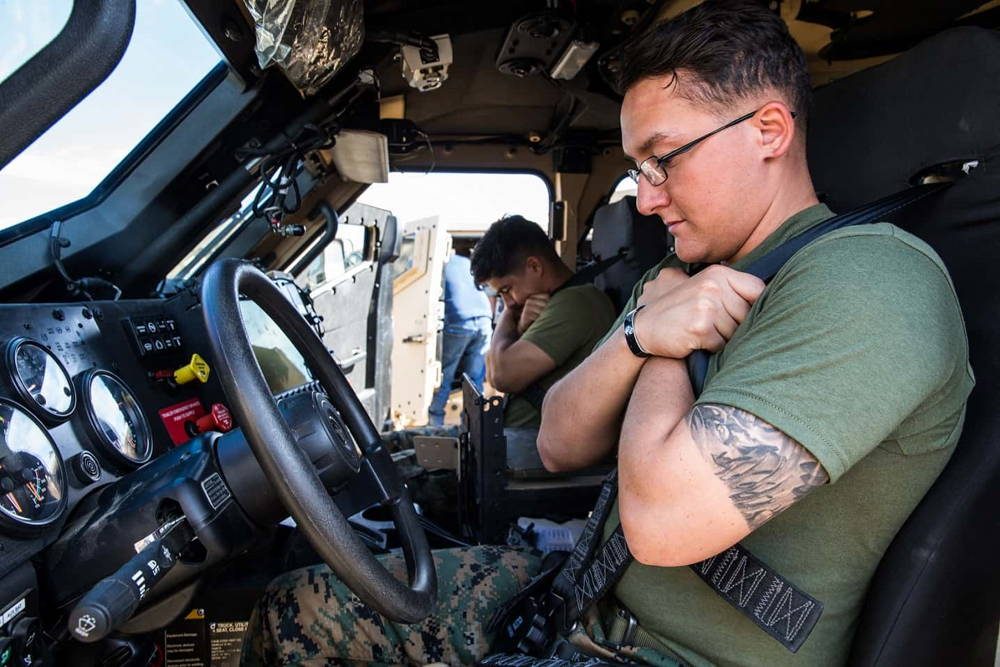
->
[596, 603, 640, 653]
[549, 589, 578, 636]
[614, 604, 639, 647]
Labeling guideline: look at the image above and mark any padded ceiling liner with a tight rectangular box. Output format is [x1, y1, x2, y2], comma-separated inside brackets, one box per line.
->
[379, 28, 622, 135]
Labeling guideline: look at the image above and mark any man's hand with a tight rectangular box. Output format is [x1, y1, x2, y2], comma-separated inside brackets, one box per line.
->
[637, 267, 689, 308]
[517, 293, 550, 334]
[633, 265, 765, 358]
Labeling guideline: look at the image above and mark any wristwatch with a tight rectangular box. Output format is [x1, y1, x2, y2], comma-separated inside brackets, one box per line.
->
[623, 306, 652, 358]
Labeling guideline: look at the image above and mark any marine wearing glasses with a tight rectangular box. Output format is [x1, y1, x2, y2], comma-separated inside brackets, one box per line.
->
[627, 108, 796, 186]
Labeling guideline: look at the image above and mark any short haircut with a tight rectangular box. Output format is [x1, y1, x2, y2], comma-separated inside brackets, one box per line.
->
[471, 215, 560, 284]
[618, 0, 811, 125]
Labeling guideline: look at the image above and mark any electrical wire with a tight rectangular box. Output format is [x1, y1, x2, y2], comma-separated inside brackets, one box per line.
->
[416, 129, 436, 174]
[236, 123, 338, 235]
[415, 515, 472, 548]
[49, 220, 122, 301]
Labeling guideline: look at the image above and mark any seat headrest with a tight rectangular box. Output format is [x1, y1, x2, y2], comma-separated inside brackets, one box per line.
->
[590, 196, 669, 261]
[589, 196, 669, 312]
[809, 27, 1000, 212]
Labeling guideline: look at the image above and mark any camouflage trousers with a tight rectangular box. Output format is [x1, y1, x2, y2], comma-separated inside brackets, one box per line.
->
[241, 545, 543, 666]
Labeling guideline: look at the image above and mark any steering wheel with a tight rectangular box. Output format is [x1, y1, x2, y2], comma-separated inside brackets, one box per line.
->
[201, 259, 436, 623]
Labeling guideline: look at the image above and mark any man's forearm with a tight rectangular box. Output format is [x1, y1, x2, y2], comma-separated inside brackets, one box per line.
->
[537, 327, 647, 472]
[619, 357, 693, 467]
[617, 357, 694, 562]
[487, 308, 520, 389]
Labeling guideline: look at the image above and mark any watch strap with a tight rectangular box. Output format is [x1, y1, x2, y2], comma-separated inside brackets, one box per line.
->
[623, 306, 652, 358]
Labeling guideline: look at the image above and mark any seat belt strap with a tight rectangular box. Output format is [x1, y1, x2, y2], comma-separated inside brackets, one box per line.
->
[691, 542, 824, 653]
[547, 472, 824, 653]
[688, 181, 949, 394]
[570, 250, 628, 287]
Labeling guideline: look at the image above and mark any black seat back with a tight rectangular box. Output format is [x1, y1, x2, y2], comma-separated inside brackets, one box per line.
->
[807, 27, 1000, 665]
[590, 196, 669, 312]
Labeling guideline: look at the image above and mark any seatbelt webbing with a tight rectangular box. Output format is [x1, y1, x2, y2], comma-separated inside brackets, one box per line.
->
[549, 472, 824, 653]
[687, 182, 949, 393]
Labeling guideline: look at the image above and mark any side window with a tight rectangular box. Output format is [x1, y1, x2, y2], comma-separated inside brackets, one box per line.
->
[609, 175, 637, 204]
[357, 171, 550, 238]
[0, 2, 72, 83]
[0, 0, 221, 230]
[299, 221, 367, 291]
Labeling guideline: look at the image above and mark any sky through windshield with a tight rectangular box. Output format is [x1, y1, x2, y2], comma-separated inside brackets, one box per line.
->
[0, 0, 221, 231]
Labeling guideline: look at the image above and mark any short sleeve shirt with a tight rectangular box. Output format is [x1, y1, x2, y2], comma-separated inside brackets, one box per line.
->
[504, 284, 617, 427]
[596, 204, 974, 666]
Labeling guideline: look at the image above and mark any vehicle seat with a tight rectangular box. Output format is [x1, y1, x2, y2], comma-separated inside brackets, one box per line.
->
[458, 377, 607, 544]
[590, 196, 670, 312]
[806, 27, 1000, 665]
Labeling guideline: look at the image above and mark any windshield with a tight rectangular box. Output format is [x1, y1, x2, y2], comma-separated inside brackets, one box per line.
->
[0, 0, 222, 231]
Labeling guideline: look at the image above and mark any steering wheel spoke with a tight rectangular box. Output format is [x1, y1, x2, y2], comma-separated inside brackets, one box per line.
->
[360, 444, 406, 505]
[201, 259, 436, 623]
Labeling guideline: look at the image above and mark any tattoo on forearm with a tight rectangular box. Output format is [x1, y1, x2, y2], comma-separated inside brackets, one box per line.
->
[687, 404, 829, 530]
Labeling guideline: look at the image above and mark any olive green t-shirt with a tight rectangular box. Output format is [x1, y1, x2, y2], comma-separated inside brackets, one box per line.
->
[596, 204, 974, 666]
[504, 284, 617, 427]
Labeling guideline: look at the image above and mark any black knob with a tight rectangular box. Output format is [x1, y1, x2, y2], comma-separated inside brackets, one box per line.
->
[71, 452, 102, 484]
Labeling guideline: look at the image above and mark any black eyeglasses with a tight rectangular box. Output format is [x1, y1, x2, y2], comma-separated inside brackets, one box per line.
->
[627, 108, 794, 186]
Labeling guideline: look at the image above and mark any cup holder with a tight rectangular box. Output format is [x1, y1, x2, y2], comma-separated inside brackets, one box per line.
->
[361, 504, 395, 523]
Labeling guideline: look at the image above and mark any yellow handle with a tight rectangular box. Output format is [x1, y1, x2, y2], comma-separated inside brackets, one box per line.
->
[174, 353, 211, 385]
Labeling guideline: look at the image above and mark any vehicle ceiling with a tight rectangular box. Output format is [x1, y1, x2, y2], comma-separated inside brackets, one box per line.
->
[361, 0, 1000, 136]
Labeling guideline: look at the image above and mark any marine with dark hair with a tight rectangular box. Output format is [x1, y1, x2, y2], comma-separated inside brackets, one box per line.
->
[472, 215, 615, 427]
[243, 2, 971, 664]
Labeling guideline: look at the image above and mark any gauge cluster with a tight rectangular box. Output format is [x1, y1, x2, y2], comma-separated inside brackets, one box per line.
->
[0, 400, 67, 531]
[77, 369, 153, 469]
[0, 295, 233, 572]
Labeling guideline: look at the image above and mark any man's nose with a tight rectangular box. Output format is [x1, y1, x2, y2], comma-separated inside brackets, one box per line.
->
[502, 294, 517, 309]
[635, 177, 671, 217]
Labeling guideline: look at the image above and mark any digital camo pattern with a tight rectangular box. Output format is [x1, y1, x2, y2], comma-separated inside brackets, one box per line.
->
[242, 545, 542, 666]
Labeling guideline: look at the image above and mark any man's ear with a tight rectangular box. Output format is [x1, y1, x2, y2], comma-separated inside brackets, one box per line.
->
[755, 101, 796, 160]
[524, 256, 543, 276]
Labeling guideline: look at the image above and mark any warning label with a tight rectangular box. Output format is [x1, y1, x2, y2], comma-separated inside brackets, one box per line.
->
[209, 620, 250, 666]
[164, 609, 209, 666]
[158, 398, 207, 446]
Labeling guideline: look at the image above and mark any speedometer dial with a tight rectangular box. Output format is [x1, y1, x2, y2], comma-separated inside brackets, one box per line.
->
[0, 399, 67, 531]
[79, 370, 152, 468]
[5, 337, 75, 422]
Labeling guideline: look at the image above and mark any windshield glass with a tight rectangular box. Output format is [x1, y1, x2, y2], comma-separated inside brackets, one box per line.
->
[0, 0, 222, 231]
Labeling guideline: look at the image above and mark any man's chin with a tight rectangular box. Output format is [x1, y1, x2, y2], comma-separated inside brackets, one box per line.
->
[673, 242, 709, 264]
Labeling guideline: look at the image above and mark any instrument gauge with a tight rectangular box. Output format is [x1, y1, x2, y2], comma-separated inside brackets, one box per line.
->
[79, 370, 152, 468]
[0, 399, 68, 531]
[5, 337, 75, 422]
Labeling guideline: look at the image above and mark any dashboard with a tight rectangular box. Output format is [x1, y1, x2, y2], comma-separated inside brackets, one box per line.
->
[0, 292, 228, 569]
[0, 288, 288, 654]
[0, 276, 384, 665]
